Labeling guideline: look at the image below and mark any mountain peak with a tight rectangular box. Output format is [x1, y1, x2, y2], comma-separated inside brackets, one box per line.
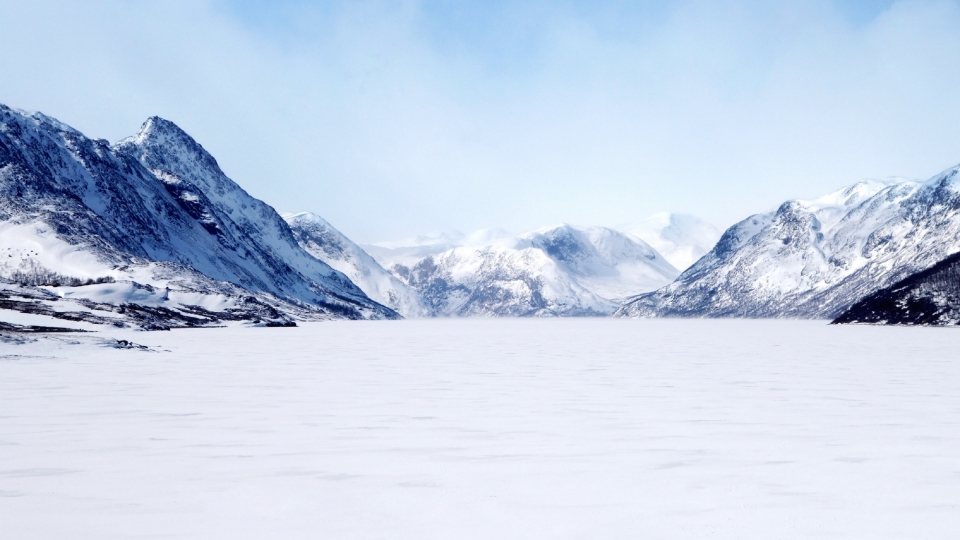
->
[281, 211, 332, 229]
[115, 115, 224, 186]
[796, 178, 907, 214]
[923, 163, 960, 192]
[130, 116, 196, 147]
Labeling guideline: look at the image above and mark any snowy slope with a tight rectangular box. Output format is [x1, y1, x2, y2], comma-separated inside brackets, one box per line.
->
[0, 104, 396, 325]
[618, 213, 721, 271]
[617, 172, 960, 319]
[282, 212, 428, 317]
[833, 250, 960, 326]
[388, 224, 678, 316]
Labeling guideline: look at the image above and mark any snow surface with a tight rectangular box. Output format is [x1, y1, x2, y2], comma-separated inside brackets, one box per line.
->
[2, 319, 959, 539]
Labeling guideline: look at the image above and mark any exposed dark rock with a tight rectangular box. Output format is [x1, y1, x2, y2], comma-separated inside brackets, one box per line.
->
[833, 251, 960, 326]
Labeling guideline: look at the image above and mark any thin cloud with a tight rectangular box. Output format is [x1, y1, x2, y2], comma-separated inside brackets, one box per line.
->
[1, 0, 958, 242]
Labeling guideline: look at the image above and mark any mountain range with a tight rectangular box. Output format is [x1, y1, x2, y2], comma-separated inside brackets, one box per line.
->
[3, 103, 959, 328]
[294, 221, 687, 317]
[616, 170, 960, 320]
[370, 224, 680, 317]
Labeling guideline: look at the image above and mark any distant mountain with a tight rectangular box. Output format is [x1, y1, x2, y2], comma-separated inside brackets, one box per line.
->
[383, 224, 678, 317]
[0, 104, 397, 328]
[362, 229, 511, 270]
[833, 251, 960, 326]
[282, 212, 428, 317]
[617, 171, 960, 319]
[618, 213, 721, 271]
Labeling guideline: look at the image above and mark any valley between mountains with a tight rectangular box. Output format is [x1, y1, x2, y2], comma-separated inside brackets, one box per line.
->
[3, 103, 960, 331]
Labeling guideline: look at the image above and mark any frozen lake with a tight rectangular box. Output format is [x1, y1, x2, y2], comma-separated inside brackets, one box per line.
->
[2, 319, 959, 539]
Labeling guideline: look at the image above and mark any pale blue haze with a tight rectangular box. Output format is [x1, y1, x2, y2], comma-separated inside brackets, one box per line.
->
[0, 0, 957, 242]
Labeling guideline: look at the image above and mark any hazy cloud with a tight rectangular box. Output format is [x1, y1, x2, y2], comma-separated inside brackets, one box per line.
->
[1, 0, 959, 241]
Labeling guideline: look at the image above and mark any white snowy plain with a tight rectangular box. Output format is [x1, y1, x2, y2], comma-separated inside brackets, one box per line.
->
[2, 319, 959, 539]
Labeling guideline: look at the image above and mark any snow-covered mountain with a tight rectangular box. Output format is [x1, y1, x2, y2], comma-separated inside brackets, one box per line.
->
[383, 224, 679, 317]
[0, 104, 397, 327]
[362, 229, 512, 270]
[282, 212, 428, 317]
[618, 213, 721, 271]
[617, 171, 960, 319]
[833, 250, 960, 326]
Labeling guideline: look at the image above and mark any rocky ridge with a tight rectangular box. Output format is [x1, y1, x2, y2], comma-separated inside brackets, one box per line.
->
[616, 171, 960, 319]
[0, 105, 397, 329]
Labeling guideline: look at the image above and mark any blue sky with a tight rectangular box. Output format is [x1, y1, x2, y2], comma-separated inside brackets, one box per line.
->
[1, 0, 958, 242]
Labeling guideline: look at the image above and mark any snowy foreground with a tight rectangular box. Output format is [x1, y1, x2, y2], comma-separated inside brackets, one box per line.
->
[2, 320, 959, 539]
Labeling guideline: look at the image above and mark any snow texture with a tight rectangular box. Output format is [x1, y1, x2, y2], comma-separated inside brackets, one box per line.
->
[0, 104, 396, 325]
[371, 224, 679, 316]
[2, 319, 959, 539]
[618, 172, 960, 318]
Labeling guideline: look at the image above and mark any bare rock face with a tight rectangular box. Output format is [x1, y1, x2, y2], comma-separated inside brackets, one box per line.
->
[617, 171, 960, 319]
[0, 104, 397, 328]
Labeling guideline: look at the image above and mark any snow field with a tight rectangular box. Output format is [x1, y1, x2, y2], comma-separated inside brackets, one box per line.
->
[1, 319, 959, 539]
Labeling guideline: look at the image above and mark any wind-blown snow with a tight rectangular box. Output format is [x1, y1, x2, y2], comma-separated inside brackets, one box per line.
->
[362, 231, 471, 270]
[618, 212, 721, 271]
[2, 319, 959, 539]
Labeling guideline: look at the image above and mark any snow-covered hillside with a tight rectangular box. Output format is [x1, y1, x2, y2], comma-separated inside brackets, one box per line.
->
[618, 213, 721, 271]
[833, 250, 960, 326]
[283, 212, 428, 317]
[383, 224, 678, 316]
[617, 172, 960, 319]
[0, 105, 397, 327]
